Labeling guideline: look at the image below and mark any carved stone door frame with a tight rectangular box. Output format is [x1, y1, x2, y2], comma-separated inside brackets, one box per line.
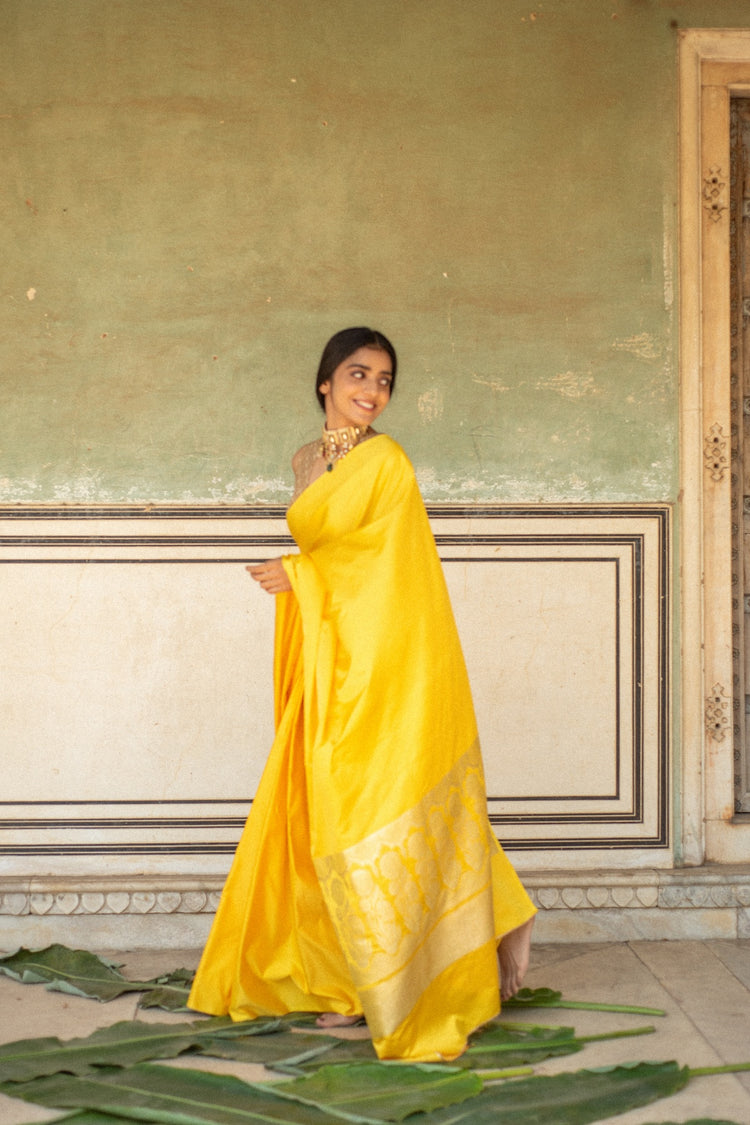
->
[679, 30, 750, 865]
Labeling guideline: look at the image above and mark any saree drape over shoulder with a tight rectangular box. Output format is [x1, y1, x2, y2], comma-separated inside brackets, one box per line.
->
[188, 435, 535, 1060]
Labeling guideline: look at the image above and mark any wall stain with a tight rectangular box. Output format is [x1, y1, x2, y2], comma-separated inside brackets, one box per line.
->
[472, 375, 512, 393]
[417, 386, 444, 424]
[538, 371, 599, 399]
[612, 333, 662, 360]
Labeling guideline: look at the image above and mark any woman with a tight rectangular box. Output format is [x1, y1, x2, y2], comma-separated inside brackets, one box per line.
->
[188, 327, 535, 1061]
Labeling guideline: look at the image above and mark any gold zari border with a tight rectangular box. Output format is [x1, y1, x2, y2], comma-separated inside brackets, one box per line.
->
[314, 741, 498, 1034]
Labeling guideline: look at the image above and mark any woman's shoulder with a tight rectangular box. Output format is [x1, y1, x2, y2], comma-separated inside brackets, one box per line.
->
[290, 439, 323, 501]
[292, 439, 319, 472]
[366, 435, 419, 498]
[372, 433, 412, 468]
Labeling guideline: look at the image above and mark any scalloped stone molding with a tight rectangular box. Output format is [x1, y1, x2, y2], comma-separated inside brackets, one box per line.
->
[523, 871, 750, 911]
[3, 869, 750, 948]
[522, 867, 750, 942]
[0, 880, 221, 918]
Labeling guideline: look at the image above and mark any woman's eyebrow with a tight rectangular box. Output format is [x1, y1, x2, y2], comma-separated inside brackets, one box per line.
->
[345, 362, 393, 376]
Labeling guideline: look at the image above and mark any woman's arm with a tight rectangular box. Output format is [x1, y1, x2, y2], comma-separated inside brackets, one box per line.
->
[247, 443, 312, 596]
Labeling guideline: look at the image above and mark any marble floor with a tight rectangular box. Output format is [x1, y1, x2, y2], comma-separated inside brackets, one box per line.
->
[1, 940, 749, 1124]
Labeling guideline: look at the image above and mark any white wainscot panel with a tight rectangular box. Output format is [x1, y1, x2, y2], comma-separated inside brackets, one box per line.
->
[0, 504, 670, 874]
[434, 506, 670, 859]
[0, 508, 289, 872]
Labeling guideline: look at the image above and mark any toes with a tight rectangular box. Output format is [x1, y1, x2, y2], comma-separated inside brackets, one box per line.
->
[315, 1013, 362, 1028]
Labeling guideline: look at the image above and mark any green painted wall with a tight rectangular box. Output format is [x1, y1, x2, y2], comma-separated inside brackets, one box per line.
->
[2, 0, 750, 504]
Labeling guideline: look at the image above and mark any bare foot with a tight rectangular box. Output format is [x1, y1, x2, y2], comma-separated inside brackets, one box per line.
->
[498, 916, 535, 1001]
[315, 1012, 363, 1029]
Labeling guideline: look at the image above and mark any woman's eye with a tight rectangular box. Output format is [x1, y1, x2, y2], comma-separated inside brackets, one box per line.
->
[351, 370, 365, 379]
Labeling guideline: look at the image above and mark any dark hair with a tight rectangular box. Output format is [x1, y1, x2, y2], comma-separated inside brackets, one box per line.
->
[315, 327, 397, 410]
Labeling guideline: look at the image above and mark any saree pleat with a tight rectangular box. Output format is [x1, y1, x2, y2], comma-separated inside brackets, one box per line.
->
[188, 435, 535, 1060]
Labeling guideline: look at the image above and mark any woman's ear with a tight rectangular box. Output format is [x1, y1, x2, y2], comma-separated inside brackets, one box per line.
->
[318, 381, 330, 396]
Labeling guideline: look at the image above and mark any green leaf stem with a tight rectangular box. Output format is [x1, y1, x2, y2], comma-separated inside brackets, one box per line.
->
[504, 986, 666, 1017]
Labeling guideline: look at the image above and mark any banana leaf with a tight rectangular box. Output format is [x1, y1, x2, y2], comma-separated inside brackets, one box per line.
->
[32, 1113, 744, 1125]
[3, 945, 667, 1019]
[0, 946, 193, 1005]
[463, 1022, 584, 1069]
[21, 1115, 137, 1125]
[269, 1062, 481, 1121]
[138, 988, 191, 1012]
[0, 1060, 472, 1124]
[461, 1020, 656, 1070]
[0, 1064, 373, 1123]
[290, 1020, 654, 1073]
[0, 1017, 293, 1084]
[196, 1030, 340, 1068]
[289, 1038, 379, 1070]
[290, 1023, 586, 1074]
[138, 969, 195, 1012]
[424, 1060, 691, 1123]
[504, 987, 666, 1017]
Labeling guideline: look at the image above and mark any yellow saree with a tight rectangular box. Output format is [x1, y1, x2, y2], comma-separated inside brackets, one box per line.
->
[188, 435, 535, 1060]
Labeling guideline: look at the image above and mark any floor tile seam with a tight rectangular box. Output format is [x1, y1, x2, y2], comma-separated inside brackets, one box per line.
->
[623, 940, 740, 1071]
[688, 1067, 750, 1109]
[712, 954, 750, 998]
[530, 943, 624, 974]
[630, 938, 750, 1037]
[705, 938, 750, 993]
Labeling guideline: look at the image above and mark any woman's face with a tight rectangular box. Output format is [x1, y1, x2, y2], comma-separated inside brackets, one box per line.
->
[318, 346, 393, 430]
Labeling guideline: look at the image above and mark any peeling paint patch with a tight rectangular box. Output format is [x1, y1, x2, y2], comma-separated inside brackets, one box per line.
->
[414, 468, 598, 502]
[612, 333, 662, 360]
[539, 371, 598, 399]
[415, 468, 489, 496]
[215, 476, 290, 501]
[416, 386, 444, 424]
[472, 375, 512, 393]
[0, 476, 293, 505]
[0, 476, 44, 500]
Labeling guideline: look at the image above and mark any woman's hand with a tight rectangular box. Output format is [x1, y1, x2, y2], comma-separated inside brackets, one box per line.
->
[247, 558, 292, 595]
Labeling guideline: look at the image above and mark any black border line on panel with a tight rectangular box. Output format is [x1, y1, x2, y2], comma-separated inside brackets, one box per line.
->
[0, 838, 663, 855]
[1, 551, 632, 815]
[0, 503, 671, 521]
[0, 507, 291, 521]
[0, 817, 247, 828]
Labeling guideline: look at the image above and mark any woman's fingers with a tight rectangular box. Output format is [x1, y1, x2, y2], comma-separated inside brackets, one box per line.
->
[246, 559, 292, 594]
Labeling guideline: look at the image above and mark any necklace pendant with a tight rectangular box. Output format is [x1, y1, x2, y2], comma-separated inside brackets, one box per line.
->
[326, 463, 333, 472]
[319, 423, 369, 468]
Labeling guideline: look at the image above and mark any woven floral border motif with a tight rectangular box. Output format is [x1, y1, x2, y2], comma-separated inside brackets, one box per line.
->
[314, 743, 495, 988]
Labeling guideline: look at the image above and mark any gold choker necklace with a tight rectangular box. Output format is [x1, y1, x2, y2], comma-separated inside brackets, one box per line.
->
[319, 424, 369, 470]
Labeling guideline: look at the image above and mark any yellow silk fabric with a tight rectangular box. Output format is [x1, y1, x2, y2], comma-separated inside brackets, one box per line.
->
[188, 435, 535, 1060]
